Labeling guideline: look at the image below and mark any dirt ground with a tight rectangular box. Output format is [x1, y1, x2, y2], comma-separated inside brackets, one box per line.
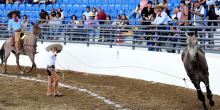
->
[0, 65, 220, 110]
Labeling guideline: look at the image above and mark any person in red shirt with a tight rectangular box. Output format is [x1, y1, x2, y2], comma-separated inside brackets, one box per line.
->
[97, 7, 107, 24]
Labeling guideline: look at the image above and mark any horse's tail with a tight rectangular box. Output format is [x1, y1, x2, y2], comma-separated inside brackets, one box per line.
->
[0, 42, 5, 65]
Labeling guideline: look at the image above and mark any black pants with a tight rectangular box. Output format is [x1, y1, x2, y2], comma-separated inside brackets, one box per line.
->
[47, 1, 53, 4]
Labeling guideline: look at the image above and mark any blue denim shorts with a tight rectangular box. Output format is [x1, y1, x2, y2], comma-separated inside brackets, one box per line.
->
[47, 69, 52, 76]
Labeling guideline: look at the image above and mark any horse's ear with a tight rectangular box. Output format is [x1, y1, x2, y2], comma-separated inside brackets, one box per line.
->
[31, 22, 34, 25]
[194, 30, 197, 37]
[185, 31, 189, 38]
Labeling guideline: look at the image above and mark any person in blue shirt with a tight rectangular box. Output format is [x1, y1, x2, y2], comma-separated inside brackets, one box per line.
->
[7, 10, 23, 55]
[152, 4, 168, 30]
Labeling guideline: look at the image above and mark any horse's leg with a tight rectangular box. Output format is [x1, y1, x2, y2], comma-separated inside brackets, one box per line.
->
[204, 77, 215, 107]
[26, 64, 34, 73]
[15, 55, 24, 74]
[192, 81, 208, 110]
[3, 52, 10, 73]
[26, 52, 40, 77]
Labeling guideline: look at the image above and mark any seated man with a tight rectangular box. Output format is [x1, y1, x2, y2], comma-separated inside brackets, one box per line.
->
[151, 4, 168, 30]
[84, 13, 99, 29]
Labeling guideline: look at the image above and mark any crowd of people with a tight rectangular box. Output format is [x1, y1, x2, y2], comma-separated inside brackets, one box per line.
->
[0, 0, 56, 4]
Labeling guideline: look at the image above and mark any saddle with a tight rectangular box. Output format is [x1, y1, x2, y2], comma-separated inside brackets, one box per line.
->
[11, 32, 28, 47]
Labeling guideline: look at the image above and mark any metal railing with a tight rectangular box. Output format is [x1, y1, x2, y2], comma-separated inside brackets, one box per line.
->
[1, 19, 220, 54]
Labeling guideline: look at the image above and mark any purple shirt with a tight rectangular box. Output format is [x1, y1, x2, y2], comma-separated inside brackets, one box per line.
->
[84, 18, 99, 28]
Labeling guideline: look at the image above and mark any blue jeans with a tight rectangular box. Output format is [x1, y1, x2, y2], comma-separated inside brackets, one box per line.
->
[128, 10, 141, 19]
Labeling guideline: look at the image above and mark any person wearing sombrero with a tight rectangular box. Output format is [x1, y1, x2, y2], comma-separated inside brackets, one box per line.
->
[45, 43, 63, 96]
[151, 3, 168, 30]
[7, 10, 23, 55]
[84, 13, 99, 29]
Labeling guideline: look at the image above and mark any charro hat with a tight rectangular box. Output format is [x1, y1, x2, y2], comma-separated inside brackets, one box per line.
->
[7, 10, 21, 17]
[153, 3, 168, 9]
[89, 13, 96, 17]
[45, 43, 63, 52]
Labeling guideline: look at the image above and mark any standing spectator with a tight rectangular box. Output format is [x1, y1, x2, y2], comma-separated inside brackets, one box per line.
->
[79, 15, 86, 28]
[141, 1, 154, 20]
[127, 4, 141, 19]
[50, 8, 56, 17]
[83, 6, 92, 20]
[171, 7, 181, 20]
[179, 1, 189, 26]
[153, 0, 159, 6]
[120, 14, 129, 29]
[46, 0, 55, 4]
[33, 0, 39, 4]
[140, 0, 148, 12]
[199, 0, 207, 9]
[0, 0, 6, 4]
[161, 0, 168, 11]
[92, 7, 98, 19]
[53, 12, 62, 40]
[57, 8, 63, 19]
[84, 13, 99, 28]
[97, 7, 107, 24]
[152, 4, 168, 29]
[38, 9, 48, 24]
[192, 1, 204, 26]
[100, 15, 112, 42]
[48, 15, 54, 40]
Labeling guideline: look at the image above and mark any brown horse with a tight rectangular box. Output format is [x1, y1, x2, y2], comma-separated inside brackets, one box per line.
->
[0, 22, 42, 77]
[181, 30, 214, 110]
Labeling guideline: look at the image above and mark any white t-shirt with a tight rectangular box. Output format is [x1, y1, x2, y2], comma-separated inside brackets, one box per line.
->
[206, 0, 215, 5]
[33, 0, 39, 2]
[193, 6, 204, 25]
[47, 51, 57, 70]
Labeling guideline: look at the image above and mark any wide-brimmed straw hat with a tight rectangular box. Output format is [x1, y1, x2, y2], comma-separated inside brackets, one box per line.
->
[45, 44, 63, 52]
[153, 3, 168, 9]
[89, 13, 96, 17]
[7, 10, 20, 17]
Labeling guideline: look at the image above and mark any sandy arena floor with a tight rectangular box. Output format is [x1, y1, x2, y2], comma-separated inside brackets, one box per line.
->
[0, 65, 219, 110]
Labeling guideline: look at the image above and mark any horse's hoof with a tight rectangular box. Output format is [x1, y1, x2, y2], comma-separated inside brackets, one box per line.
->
[37, 75, 41, 78]
[21, 71, 24, 75]
[2, 71, 5, 74]
[26, 70, 29, 73]
[210, 100, 215, 106]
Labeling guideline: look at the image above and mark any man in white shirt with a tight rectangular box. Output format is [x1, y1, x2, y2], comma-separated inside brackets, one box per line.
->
[83, 6, 92, 20]
[192, 1, 204, 26]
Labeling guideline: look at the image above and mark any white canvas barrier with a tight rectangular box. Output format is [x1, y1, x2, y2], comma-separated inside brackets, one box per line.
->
[0, 41, 220, 96]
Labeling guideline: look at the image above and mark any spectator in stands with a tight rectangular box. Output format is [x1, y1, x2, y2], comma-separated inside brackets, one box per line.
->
[79, 15, 86, 28]
[214, 3, 220, 15]
[53, 12, 62, 40]
[192, 1, 204, 26]
[120, 14, 129, 29]
[57, 8, 63, 19]
[151, 4, 168, 29]
[68, 15, 80, 40]
[14, 0, 21, 4]
[141, 1, 154, 21]
[112, 15, 121, 28]
[38, 9, 48, 24]
[161, 0, 168, 11]
[83, 6, 92, 20]
[0, 0, 6, 4]
[179, 1, 189, 26]
[147, 27, 159, 51]
[172, 7, 181, 20]
[165, 27, 177, 53]
[153, 0, 159, 6]
[48, 15, 54, 40]
[39, 0, 46, 4]
[33, 0, 39, 4]
[6, 0, 13, 4]
[92, 7, 98, 19]
[46, 0, 55, 4]
[140, 0, 148, 12]
[84, 13, 99, 28]
[21, 15, 28, 26]
[128, 4, 142, 19]
[50, 8, 56, 17]
[97, 7, 107, 24]
[100, 15, 112, 42]
[199, 0, 207, 9]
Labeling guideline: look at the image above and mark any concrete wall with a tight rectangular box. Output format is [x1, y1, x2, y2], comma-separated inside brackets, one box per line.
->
[1, 41, 220, 95]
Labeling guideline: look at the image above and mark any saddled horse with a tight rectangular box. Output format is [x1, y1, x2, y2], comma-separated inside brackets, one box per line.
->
[0, 22, 42, 77]
[181, 30, 214, 110]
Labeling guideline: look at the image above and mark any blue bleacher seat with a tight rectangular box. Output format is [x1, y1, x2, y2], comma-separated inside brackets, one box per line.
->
[70, 0, 76, 4]
[19, 4, 25, 10]
[64, 17, 71, 24]
[81, 5, 87, 11]
[109, 4, 115, 11]
[76, 11, 83, 18]
[54, 4, 60, 11]
[125, 10, 130, 16]
[46, 4, 53, 11]
[30, 16, 37, 24]
[122, 4, 129, 10]
[95, 4, 101, 8]
[83, 0, 89, 4]
[74, 4, 80, 11]
[60, 4, 67, 10]
[136, 18, 140, 25]
[32, 4, 39, 11]
[57, 0, 62, 4]
[40, 4, 46, 11]
[12, 4, 19, 10]
[90, 4, 94, 8]
[102, 4, 108, 11]
[129, 4, 136, 10]
[90, 0, 96, 4]
[96, 0, 101, 4]
[0, 4, 5, 10]
[2, 16, 8, 23]
[118, 10, 124, 16]
[173, 3, 180, 8]
[0, 10, 3, 17]
[67, 4, 73, 11]
[26, 11, 32, 17]
[68, 11, 76, 16]
[130, 0, 136, 4]
[5, 4, 12, 10]
[116, 0, 123, 4]
[63, 0, 69, 4]
[111, 11, 117, 18]
[25, 4, 32, 11]
[4, 10, 10, 17]
[46, 11, 51, 15]
[171, 0, 178, 4]
[110, 0, 115, 4]
[115, 4, 122, 11]
[20, 10, 25, 16]
[63, 10, 69, 17]
[103, 0, 109, 4]
[104, 10, 110, 15]
[76, 0, 82, 4]
[168, 3, 172, 10]
[33, 11, 39, 17]
[129, 18, 136, 25]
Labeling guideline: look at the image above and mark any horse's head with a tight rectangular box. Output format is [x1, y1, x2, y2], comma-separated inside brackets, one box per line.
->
[31, 22, 42, 39]
[185, 30, 198, 62]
